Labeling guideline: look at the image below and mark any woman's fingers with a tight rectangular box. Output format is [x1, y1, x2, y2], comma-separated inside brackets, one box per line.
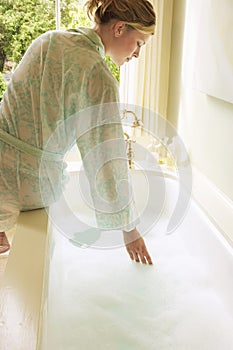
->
[125, 238, 153, 265]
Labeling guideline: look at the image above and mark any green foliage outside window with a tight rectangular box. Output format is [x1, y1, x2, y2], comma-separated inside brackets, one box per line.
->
[0, 72, 6, 100]
[0, 0, 56, 70]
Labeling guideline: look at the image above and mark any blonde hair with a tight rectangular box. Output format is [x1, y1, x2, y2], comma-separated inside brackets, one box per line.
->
[85, 0, 156, 35]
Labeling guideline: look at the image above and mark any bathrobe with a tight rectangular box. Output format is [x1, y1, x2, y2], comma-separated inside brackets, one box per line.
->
[0, 28, 138, 232]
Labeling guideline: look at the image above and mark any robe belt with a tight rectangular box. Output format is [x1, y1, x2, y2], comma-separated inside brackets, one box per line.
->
[0, 128, 64, 162]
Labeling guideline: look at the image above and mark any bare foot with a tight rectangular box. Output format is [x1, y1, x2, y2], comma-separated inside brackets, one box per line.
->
[123, 228, 153, 265]
[0, 232, 10, 254]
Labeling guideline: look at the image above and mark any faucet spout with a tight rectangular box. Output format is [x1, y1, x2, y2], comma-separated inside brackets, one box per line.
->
[122, 109, 143, 128]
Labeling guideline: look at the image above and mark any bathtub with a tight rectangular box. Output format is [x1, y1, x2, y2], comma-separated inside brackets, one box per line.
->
[38, 167, 233, 350]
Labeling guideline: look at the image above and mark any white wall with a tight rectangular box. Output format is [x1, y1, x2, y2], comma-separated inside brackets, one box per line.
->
[167, 0, 233, 202]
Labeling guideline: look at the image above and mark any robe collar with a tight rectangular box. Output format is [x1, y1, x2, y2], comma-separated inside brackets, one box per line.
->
[69, 27, 105, 58]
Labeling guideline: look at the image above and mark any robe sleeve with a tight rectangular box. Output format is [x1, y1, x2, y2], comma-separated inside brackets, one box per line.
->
[76, 62, 139, 231]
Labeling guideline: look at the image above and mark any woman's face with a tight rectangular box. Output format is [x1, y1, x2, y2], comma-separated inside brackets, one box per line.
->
[109, 23, 150, 66]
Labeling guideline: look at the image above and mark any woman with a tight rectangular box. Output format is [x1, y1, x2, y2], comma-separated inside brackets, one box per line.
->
[0, 0, 156, 264]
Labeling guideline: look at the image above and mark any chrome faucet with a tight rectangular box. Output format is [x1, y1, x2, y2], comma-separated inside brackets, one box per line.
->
[121, 110, 143, 169]
[124, 132, 135, 169]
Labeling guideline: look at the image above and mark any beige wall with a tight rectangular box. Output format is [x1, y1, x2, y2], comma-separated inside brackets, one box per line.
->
[167, 0, 233, 201]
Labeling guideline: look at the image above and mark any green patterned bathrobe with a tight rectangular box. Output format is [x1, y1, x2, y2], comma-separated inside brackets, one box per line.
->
[0, 28, 138, 232]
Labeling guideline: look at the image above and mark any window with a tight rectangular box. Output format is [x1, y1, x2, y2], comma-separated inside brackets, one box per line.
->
[0, 0, 119, 100]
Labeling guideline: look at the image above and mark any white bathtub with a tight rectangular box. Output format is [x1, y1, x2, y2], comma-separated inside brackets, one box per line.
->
[38, 169, 233, 350]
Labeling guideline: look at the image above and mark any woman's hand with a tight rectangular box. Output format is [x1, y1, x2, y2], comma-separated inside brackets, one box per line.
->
[123, 228, 153, 265]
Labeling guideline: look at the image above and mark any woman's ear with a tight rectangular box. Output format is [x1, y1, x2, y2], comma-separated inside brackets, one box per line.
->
[113, 21, 126, 37]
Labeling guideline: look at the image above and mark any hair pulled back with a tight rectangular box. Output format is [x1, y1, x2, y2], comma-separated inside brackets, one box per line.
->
[85, 0, 156, 35]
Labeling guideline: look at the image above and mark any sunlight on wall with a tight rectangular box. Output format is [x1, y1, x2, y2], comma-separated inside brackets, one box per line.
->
[168, 0, 233, 201]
